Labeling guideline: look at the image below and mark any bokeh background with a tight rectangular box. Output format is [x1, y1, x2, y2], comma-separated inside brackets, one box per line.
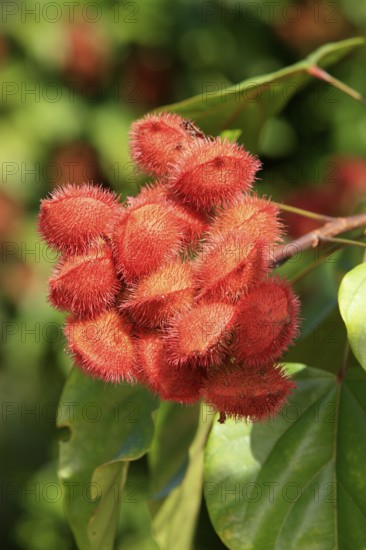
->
[1, 1, 366, 548]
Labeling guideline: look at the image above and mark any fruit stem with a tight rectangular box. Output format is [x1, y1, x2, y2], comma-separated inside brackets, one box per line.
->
[274, 201, 334, 222]
[320, 236, 366, 248]
[308, 65, 366, 107]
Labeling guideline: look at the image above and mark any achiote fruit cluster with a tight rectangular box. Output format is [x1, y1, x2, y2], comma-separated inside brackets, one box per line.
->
[39, 113, 300, 422]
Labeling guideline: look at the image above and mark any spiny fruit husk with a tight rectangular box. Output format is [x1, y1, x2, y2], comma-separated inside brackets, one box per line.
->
[202, 362, 295, 421]
[39, 183, 120, 254]
[121, 260, 194, 327]
[208, 194, 283, 244]
[194, 232, 269, 303]
[111, 201, 185, 283]
[136, 332, 205, 403]
[127, 181, 208, 244]
[129, 112, 197, 177]
[65, 309, 135, 383]
[49, 240, 120, 318]
[168, 137, 261, 210]
[164, 301, 236, 369]
[234, 277, 300, 367]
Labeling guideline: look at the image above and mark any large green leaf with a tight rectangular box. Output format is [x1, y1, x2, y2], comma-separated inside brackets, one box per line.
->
[150, 404, 213, 550]
[339, 262, 366, 371]
[204, 364, 366, 550]
[88, 462, 129, 550]
[284, 306, 348, 375]
[283, 247, 364, 373]
[159, 37, 364, 151]
[148, 401, 201, 498]
[115, 462, 160, 550]
[57, 368, 158, 550]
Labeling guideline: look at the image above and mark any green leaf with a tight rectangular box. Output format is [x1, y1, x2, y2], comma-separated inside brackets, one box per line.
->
[88, 462, 129, 550]
[339, 262, 366, 371]
[219, 129, 242, 142]
[150, 403, 213, 550]
[57, 368, 158, 550]
[284, 306, 348, 375]
[159, 37, 365, 151]
[115, 462, 159, 550]
[148, 401, 201, 498]
[306, 37, 365, 67]
[204, 364, 366, 550]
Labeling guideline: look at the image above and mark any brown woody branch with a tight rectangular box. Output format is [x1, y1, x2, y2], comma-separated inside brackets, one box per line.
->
[271, 212, 366, 268]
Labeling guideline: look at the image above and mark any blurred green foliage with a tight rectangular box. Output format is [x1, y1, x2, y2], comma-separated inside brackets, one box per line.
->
[1, 1, 366, 548]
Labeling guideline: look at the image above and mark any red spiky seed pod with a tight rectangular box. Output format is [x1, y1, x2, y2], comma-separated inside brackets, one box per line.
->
[65, 309, 135, 383]
[127, 181, 208, 244]
[135, 332, 205, 403]
[202, 363, 295, 421]
[49, 240, 120, 317]
[121, 261, 194, 327]
[234, 278, 300, 367]
[168, 138, 261, 210]
[164, 302, 236, 369]
[209, 194, 283, 244]
[111, 202, 184, 283]
[126, 181, 168, 208]
[39, 184, 120, 254]
[194, 232, 269, 303]
[129, 113, 197, 177]
[172, 202, 208, 245]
